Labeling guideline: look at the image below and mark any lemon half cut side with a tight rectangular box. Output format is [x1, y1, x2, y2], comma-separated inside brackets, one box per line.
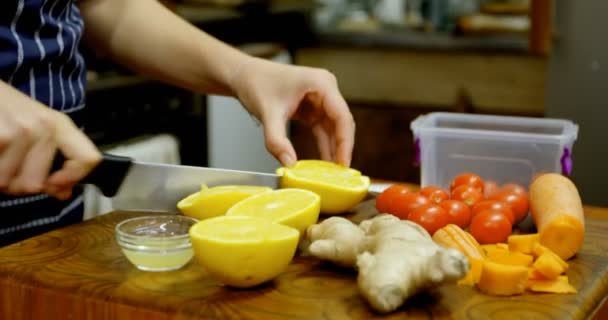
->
[226, 188, 321, 234]
[276, 160, 370, 214]
[177, 185, 272, 220]
[189, 216, 299, 288]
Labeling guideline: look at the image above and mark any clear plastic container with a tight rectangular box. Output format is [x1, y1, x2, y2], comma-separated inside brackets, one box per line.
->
[410, 112, 578, 190]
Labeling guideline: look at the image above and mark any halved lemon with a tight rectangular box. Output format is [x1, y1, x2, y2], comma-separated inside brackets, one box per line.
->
[276, 160, 370, 214]
[177, 185, 272, 220]
[189, 216, 299, 288]
[226, 188, 321, 234]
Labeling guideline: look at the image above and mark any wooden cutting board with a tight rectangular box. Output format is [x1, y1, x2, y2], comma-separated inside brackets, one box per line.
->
[1, 201, 608, 320]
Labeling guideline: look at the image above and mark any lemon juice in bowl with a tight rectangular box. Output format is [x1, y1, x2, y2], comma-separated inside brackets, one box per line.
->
[115, 215, 197, 271]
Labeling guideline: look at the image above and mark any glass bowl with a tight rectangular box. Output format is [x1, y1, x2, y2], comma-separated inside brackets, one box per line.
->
[115, 215, 198, 272]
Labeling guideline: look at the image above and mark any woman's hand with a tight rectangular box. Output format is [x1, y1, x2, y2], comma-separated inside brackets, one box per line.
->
[0, 82, 101, 199]
[231, 57, 355, 167]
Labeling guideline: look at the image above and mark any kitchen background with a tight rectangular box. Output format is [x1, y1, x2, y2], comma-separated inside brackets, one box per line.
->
[81, 0, 606, 216]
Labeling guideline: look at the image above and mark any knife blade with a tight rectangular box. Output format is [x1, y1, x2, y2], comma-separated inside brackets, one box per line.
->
[54, 153, 280, 212]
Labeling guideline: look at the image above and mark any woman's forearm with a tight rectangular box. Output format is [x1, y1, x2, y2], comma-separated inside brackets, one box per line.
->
[79, 0, 252, 96]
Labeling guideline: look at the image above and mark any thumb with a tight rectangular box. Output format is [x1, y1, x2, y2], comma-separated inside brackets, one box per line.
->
[262, 113, 297, 167]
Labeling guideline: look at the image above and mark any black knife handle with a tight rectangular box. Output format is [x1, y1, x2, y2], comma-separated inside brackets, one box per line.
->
[51, 152, 133, 197]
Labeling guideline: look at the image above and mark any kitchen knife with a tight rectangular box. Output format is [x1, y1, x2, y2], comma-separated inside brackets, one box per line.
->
[53, 153, 280, 212]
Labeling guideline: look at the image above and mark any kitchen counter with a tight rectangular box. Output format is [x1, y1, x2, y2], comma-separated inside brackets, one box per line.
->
[1, 196, 607, 320]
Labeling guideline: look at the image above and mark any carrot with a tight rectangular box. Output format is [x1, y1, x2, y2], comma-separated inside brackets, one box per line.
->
[529, 173, 585, 260]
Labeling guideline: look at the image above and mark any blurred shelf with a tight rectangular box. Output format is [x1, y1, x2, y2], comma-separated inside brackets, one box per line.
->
[171, 0, 315, 24]
[313, 27, 530, 53]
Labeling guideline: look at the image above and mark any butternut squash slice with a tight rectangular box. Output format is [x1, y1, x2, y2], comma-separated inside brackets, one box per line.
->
[477, 261, 529, 296]
[433, 224, 484, 285]
[508, 233, 540, 255]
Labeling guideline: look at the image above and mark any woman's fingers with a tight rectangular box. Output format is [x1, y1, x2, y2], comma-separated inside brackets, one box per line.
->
[0, 116, 34, 192]
[317, 83, 355, 167]
[45, 113, 101, 194]
[312, 123, 333, 162]
[262, 111, 297, 167]
[9, 134, 55, 195]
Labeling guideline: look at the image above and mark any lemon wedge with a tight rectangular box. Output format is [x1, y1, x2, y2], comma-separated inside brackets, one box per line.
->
[276, 160, 370, 214]
[177, 185, 272, 220]
[226, 188, 321, 234]
[189, 216, 299, 288]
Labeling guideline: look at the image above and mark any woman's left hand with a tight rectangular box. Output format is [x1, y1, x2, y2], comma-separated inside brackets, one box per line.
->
[231, 57, 355, 167]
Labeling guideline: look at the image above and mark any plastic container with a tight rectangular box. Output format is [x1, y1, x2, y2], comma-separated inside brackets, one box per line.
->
[115, 215, 198, 271]
[410, 112, 578, 190]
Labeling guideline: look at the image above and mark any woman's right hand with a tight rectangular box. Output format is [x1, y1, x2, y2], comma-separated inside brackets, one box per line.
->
[0, 81, 101, 200]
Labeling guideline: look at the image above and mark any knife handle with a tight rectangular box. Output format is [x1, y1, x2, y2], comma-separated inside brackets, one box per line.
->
[51, 152, 133, 197]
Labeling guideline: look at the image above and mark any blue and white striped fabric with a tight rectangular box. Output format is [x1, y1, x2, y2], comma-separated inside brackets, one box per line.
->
[0, 0, 88, 246]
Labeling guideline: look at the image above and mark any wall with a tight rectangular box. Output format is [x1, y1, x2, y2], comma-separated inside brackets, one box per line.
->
[546, 0, 608, 206]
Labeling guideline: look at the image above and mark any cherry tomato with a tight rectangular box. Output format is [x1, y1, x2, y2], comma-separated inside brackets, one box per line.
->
[438, 200, 472, 229]
[451, 185, 484, 207]
[419, 186, 449, 204]
[484, 180, 500, 198]
[407, 204, 449, 236]
[450, 173, 484, 193]
[489, 191, 529, 224]
[471, 200, 515, 224]
[390, 192, 432, 220]
[500, 183, 528, 197]
[469, 209, 513, 244]
[376, 184, 411, 214]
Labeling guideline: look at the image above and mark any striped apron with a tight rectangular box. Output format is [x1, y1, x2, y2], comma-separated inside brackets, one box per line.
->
[0, 0, 88, 246]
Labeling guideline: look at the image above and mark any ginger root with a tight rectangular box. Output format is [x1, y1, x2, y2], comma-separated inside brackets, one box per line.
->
[305, 214, 469, 313]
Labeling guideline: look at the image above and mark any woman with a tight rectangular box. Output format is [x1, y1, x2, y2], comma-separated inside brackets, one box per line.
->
[0, 0, 355, 246]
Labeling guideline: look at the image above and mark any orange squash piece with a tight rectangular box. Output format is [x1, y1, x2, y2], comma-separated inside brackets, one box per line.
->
[487, 250, 534, 267]
[508, 233, 540, 254]
[531, 242, 552, 259]
[477, 261, 529, 296]
[496, 243, 509, 250]
[481, 244, 508, 257]
[527, 277, 577, 294]
[532, 251, 568, 279]
[433, 224, 485, 285]
[528, 268, 550, 280]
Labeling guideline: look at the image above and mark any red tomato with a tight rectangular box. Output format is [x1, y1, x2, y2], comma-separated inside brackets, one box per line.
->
[489, 191, 529, 224]
[419, 186, 449, 204]
[471, 200, 515, 224]
[500, 183, 528, 197]
[390, 192, 432, 220]
[407, 204, 449, 236]
[484, 180, 500, 198]
[469, 209, 513, 244]
[375, 184, 411, 214]
[451, 185, 484, 207]
[438, 200, 472, 229]
[450, 173, 484, 193]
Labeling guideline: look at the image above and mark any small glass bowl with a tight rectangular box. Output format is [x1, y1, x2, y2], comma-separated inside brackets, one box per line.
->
[115, 215, 198, 272]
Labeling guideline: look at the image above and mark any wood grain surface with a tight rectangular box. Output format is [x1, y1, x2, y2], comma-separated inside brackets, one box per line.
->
[1, 201, 608, 320]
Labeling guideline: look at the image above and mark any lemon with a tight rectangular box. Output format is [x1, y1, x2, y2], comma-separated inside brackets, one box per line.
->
[189, 216, 299, 288]
[226, 188, 321, 234]
[177, 185, 272, 220]
[276, 160, 370, 214]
